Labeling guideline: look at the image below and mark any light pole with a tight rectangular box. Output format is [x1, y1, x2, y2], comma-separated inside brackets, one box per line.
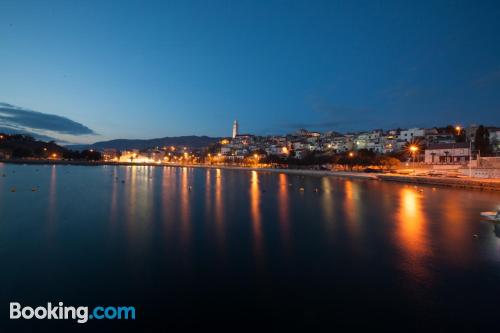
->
[409, 145, 418, 174]
[469, 140, 472, 178]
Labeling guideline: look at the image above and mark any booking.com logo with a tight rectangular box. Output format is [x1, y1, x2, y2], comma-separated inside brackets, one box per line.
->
[10, 302, 136, 324]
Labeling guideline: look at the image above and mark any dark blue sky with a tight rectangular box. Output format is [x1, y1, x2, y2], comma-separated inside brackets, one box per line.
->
[1, 0, 499, 143]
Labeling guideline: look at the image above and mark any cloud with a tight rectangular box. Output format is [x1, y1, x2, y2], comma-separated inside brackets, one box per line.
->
[0, 102, 94, 136]
[0, 126, 65, 143]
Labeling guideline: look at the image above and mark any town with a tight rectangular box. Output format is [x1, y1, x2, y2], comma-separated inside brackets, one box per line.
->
[1, 121, 499, 179]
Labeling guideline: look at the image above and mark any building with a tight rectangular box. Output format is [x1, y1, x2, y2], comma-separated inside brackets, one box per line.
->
[232, 120, 239, 139]
[488, 127, 500, 153]
[465, 124, 479, 142]
[398, 128, 425, 142]
[0, 149, 11, 159]
[425, 133, 456, 144]
[424, 142, 470, 164]
[101, 149, 119, 161]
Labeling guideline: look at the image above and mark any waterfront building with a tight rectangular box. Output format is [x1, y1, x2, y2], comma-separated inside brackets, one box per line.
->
[488, 127, 500, 153]
[147, 149, 166, 162]
[424, 142, 470, 164]
[0, 149, 11, 159]
[102, 149, 119, 161]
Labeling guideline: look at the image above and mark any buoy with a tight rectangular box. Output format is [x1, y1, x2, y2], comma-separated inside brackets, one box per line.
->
[31, 187, 37, 192]
[10, 187, 16, 192]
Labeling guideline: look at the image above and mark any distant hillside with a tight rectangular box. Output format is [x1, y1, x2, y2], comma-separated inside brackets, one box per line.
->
[66, 136, 221, 151]
[0, 133, 66, 158]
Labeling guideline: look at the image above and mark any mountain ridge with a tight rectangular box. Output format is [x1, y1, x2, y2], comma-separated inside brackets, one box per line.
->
[65, 135, 221, 151]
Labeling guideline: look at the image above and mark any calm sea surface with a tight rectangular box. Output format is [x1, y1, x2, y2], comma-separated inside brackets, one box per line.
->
[1, 163, 500, 331]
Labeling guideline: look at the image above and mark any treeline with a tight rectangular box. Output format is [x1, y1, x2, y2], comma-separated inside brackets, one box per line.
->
[0, 133, 101, 161]
[265, 149, 403, 170]
[62, 150, 102, 161]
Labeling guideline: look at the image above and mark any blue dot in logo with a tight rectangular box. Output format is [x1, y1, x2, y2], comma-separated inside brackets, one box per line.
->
[89, 314, 93, 319]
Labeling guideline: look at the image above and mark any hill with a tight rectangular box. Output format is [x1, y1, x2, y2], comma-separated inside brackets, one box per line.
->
[66, 136, 221, 151]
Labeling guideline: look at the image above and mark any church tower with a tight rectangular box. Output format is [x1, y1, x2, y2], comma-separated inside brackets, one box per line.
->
[232, 120, 239, 139]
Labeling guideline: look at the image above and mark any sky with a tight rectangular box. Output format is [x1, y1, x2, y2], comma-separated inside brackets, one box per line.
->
[0, 0, 499, 143]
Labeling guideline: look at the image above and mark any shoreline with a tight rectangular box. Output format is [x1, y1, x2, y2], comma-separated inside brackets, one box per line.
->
[1, 159, 500, 192]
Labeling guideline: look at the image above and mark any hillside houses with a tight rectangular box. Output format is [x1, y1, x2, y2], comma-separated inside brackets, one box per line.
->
[93, 123, 497, 164]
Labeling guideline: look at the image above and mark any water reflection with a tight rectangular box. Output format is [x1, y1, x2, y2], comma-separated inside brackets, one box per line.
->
[109, 167, 118, 225]
[344, 180, 360, 235]
[161, 167, 177, 249]
[125, 166, 137, 225]
[396, 187, 430, 281]
[214, 168, 224, 244]
[47, 165, 57, 223]
[3, 163, 500, 329]
[321, 177, 334, 223]
[250, 171, 262, 255]
[205, 169, 212, 218]
[495, 224, 500, 238]
[440, 194, 472, 265]
[0, 163, 4, 207]
[179, 167, 191, 248]
[278, 173, 290, 250]
[162, 166, 174, 222]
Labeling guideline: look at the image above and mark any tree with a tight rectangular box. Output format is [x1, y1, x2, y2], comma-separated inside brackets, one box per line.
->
[474, 125, 492, 156]
[444, 125, 465, 142]
[378, 156, 400, 170]
[12, 147, 33, 158]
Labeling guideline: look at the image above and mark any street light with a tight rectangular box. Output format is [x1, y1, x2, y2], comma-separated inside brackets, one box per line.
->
[409, 145, 418, 172]
[348, 152, 354, 157]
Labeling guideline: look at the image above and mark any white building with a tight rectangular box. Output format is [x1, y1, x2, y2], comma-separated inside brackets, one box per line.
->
[488, 127, 500, 153]
[424, 143, 470, 164]
[232, 120, 239, 139]
[398, 128, 425, 142]
[329, 136, 354, 152]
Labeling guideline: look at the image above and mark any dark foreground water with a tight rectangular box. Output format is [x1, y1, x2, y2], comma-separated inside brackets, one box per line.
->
[1, 163, 500, 331]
